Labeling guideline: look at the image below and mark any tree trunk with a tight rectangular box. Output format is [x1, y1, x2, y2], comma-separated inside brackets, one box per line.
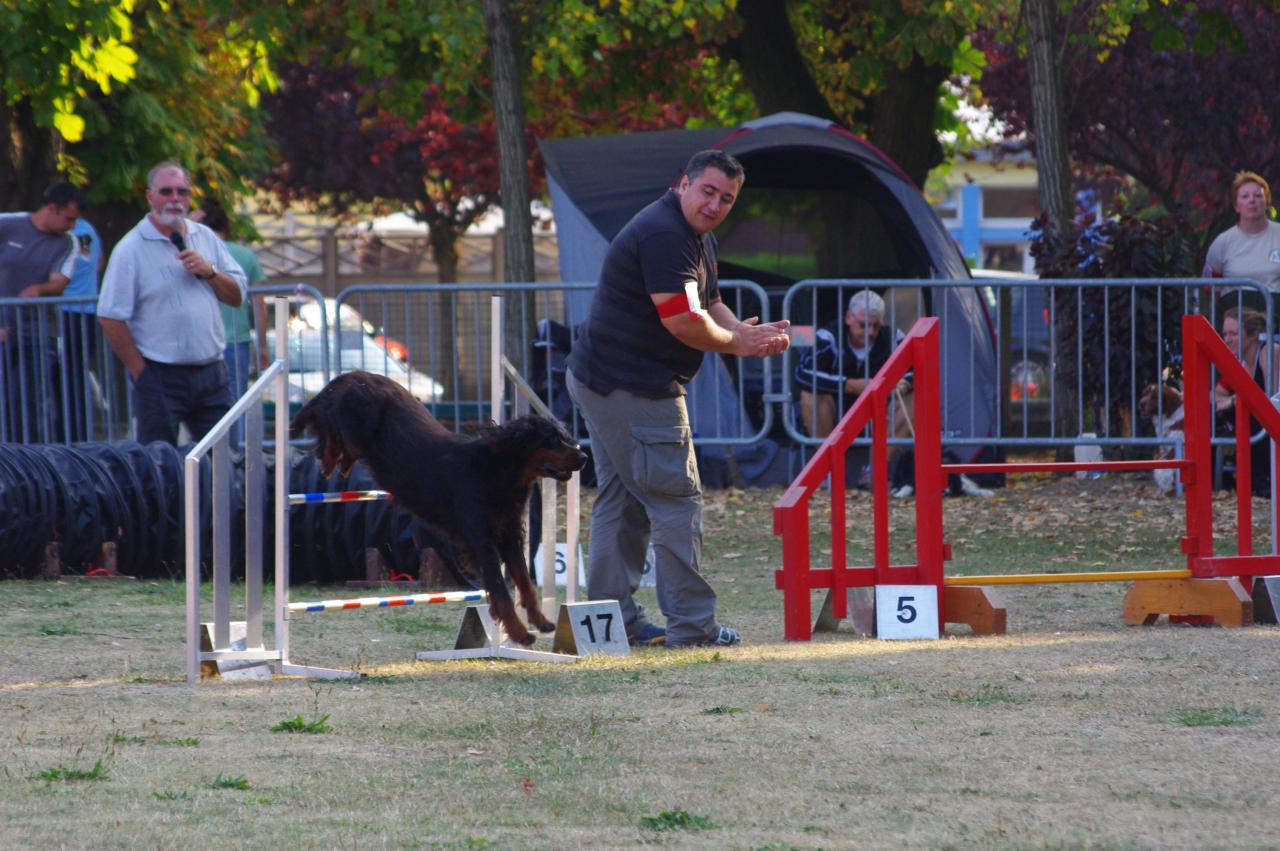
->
[426, 226, 460, 396]
[484, 0, 535, 285]
[863, 56, 950, 187]
[429, 227, 461, 285]
[730, 0, 836, 121]
[0, 100, 58, 211]
[89, 199, 148, 257]
[1023, 0, 1072, 235]
[1024, 0, 1077, 445]
[731, 0, 947, 186]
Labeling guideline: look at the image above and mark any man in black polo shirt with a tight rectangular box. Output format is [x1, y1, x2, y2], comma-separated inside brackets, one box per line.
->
[566, 150, 791, 649]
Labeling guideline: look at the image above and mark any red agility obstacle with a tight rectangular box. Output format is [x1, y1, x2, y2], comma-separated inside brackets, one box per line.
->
[775, 314, 1279, 639]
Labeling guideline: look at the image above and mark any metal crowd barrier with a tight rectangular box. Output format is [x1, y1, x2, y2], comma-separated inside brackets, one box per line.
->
[0, 286, 327, 447]
[3, 278, 1274, 465]
[328, 279, 775, 447]
[0, 295, 131, 443]
[781, 277, 1272, 456]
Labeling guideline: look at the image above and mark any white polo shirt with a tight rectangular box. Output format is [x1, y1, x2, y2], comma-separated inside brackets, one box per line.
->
[1205, 220, 1280, 292]
[98, 216, 247, 365]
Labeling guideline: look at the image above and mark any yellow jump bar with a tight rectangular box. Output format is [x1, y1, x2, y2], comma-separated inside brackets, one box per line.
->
[945, 569, 1193, 586]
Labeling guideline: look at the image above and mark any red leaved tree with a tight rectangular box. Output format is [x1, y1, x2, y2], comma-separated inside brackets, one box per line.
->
[980, 0, 1280, 261]
[263, 63, 500, 283]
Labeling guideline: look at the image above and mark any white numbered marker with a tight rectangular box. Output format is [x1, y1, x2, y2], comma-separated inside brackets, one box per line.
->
[552, 601, 630, 657]
[640, 544, 656, 587]
[533, 542, 587, 587]
[875, 585, 940, 640]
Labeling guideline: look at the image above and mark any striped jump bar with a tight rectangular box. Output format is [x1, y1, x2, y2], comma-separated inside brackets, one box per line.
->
[288, 590, 487, 613]
[288, 490, 392, 505]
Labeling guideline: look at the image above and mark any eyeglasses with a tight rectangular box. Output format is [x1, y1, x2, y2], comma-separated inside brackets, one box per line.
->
[153, 186, 192, 197]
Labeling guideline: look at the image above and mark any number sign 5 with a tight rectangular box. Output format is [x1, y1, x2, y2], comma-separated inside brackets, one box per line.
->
[874, 585, 940, 640]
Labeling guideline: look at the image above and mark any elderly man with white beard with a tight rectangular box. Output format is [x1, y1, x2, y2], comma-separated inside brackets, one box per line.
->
[98, 161, 247, 446]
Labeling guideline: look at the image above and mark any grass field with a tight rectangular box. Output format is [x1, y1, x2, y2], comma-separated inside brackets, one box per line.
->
[2, 474, 1278, 849]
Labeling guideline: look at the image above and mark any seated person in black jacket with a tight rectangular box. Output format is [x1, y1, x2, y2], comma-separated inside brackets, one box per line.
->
[794, 289, 914, 479]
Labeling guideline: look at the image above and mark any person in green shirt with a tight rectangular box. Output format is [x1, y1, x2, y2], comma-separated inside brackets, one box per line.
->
[193, 202, 267, 440]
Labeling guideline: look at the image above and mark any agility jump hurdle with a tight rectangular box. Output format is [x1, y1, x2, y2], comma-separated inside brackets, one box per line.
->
[186, 297, 607, 683]
[185, 298, 353, 683]
[775, 314, 1279, 640]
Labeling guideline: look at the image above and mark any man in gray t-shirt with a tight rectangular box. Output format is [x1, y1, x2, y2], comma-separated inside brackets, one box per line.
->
[98, 161, 247, 446]
[0, 182, 84, 441]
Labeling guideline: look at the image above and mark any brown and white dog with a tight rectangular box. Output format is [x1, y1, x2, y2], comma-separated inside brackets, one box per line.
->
[1138, 382, 1184, 494]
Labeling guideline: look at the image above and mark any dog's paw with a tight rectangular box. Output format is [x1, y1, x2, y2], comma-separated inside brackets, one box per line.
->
[514, 632, 537, 646]
[959, 474, 994, 498]
[528, 612, 556, 633]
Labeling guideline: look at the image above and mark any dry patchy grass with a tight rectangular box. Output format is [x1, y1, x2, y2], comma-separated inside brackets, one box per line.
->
[1, 473, 1278, 849]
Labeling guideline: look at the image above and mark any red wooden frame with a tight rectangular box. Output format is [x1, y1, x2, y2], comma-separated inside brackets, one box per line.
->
[773, 318, 943, 640]
[774, 313, 1280, 640]
[1180, 314, 1280, 586]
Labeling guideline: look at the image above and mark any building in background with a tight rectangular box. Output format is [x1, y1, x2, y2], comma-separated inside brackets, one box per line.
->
[933, 145, 1040, 273]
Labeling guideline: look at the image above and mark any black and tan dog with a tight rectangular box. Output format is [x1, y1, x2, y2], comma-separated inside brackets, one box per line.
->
[290, 370, 588, 645]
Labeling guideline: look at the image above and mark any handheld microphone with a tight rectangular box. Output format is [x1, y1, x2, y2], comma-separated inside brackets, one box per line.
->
[169, 231, 185, 252]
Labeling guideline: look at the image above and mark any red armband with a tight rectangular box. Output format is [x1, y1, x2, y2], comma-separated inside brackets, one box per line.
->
[656, 293, 692, 318]
[656, 281, 706, 320]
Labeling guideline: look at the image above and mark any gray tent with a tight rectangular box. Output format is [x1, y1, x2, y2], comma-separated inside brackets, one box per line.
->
[539, 112, 996, 467]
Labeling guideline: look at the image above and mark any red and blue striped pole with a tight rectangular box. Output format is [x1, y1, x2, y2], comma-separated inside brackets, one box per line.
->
[288, 590, 486, 613]
[288, 490, 392, 505]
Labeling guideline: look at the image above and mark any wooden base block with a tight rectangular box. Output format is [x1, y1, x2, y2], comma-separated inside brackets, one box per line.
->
[944, 586, 1007, 635]
[418, 547, 465, 590]
[43, 541, 133, 580]
[1123, 578, 1253, 627]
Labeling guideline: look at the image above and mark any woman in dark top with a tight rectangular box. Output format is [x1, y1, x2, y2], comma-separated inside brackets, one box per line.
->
[1216, 307, 1276, 495]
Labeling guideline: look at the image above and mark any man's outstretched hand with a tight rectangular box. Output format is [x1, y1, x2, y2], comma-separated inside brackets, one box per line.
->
[735, 317, 791, 357]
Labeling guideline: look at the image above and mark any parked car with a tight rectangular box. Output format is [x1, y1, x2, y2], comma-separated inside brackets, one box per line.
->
[296, 298, 409, 362]
[267, 328, 444, 405]
[974, 270, 1052, 434]
[974, 269, 1051, 367]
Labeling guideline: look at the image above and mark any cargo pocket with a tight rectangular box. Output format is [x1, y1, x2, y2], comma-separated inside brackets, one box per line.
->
[631, 424, 697, 496]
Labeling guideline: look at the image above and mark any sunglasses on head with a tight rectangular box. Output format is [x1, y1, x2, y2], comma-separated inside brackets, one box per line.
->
[154, 186, 191, 197]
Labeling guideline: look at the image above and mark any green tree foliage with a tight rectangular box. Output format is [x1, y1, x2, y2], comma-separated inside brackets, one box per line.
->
[0, 0, 138, 207]
[1, 0, 278, 246]
[312, 0, 1014, 184]
[262, 63, 502, 284]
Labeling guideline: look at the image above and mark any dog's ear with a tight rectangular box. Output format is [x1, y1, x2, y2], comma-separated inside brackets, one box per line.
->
[329, 383, 387, 451]
[290, 396, 318, 440]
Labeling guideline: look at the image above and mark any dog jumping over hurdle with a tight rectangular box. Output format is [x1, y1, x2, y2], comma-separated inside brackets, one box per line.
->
[290, 370, 588, 646]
